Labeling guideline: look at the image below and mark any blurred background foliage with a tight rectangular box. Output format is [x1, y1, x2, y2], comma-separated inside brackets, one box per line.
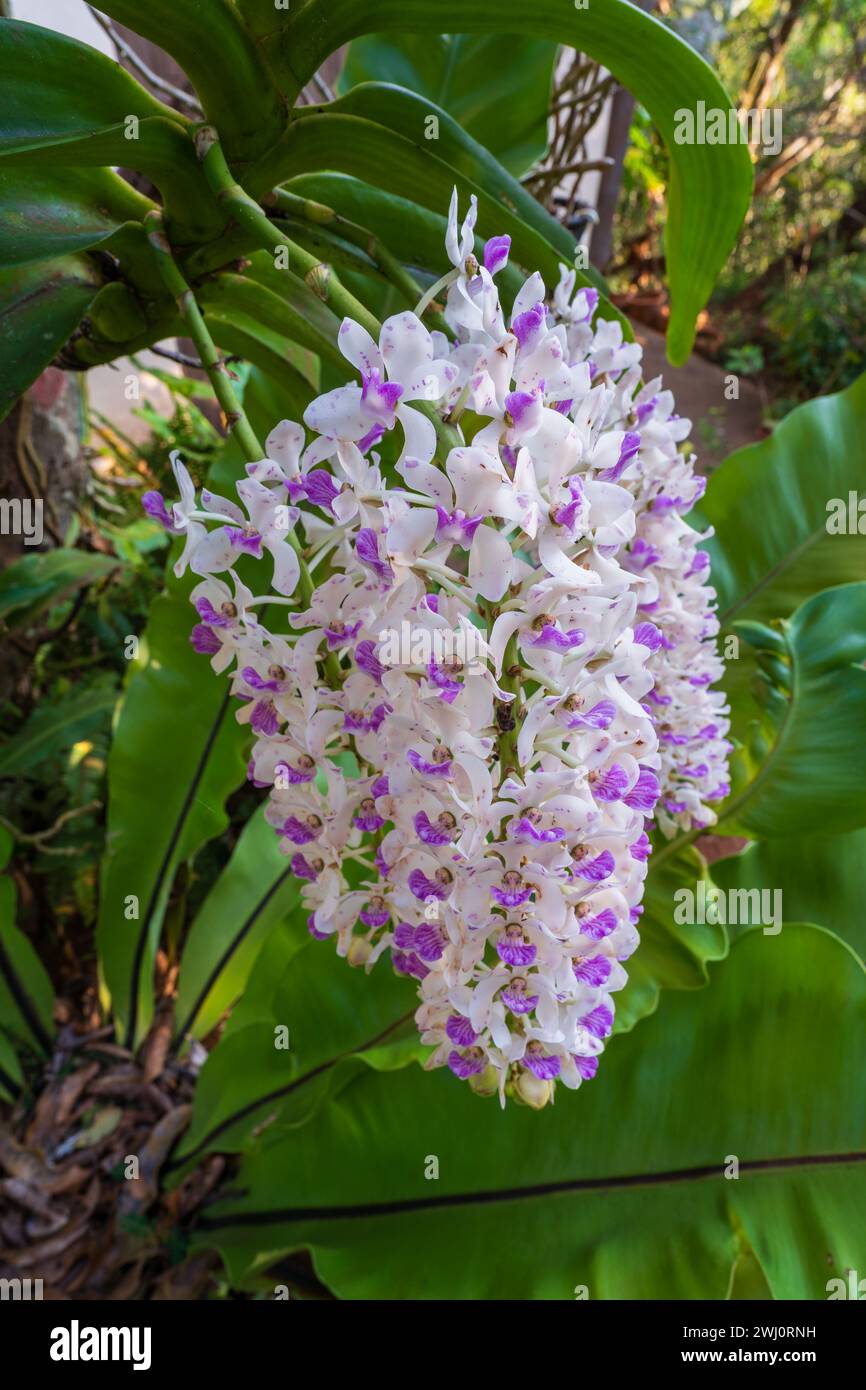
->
[612, 0, 866, 418]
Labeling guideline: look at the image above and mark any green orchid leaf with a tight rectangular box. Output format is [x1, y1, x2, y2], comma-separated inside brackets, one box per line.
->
[252, 0, 753, 362]
[696, 370, 866, 628]
[718, 584, 866, 839]
[339, 33, 557, 176]
[193, 926, 866, 1300]
[0, 255, 103, 420]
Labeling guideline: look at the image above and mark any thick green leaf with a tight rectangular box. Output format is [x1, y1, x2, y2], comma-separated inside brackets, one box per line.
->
[285, 171, 524, 306]
[96, 575, 249, 1049]
[0, 19, 175, 155]
[198, 266, 343, 368]
[259, 0, 753, 363]
[95, 0, 285, 162]
[195, 926, 866, 1299]
[0, 550, 119, 627]
[339, 34, 557, 176]
[0, 829, 54, 1056]
[712, 829, 866, 964]
[173, 808, 300, 1046]
[96, 368, 307, 1048]
[697, 371, 866, 627]
[0, 683, 117, 779]
[617, 842, 728, 1032]
[0, 1029, 24, 1101]
[0, 166, 152, 267]
[719, 584, 866, 839]
[170, 929, 418, 1174]
[248, 109, 626, 335]
[0, 254, 102, 419]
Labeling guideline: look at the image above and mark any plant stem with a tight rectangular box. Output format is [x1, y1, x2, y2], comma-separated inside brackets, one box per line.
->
[144, 210, 341, 683]
[144, 210, 264, 463]
[193, 127, 461, 463]
[267, 189, 452, 337]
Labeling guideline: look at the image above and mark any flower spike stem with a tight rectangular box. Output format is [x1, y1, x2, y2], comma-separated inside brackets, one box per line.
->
[193, 127, 460, 463]
[266, 188, 452, 338]
[144, 210, 264, 465]
[145, 210, 336, 660]
[194, 125, 381, 339]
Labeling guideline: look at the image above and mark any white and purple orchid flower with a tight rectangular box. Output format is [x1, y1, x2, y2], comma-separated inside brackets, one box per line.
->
[149, 192, 729, 1108]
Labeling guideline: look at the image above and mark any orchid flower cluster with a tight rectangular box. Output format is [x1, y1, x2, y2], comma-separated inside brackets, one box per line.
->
[144, 191, 729, 1107]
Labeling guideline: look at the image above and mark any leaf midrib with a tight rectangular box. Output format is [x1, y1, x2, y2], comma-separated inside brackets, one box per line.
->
[197, 1148, 866, 1229]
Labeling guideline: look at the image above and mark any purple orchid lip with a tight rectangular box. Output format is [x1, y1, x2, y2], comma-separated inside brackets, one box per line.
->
[446, 1014, 478, 1046]
[303, 469, 340, 511]
[280, 815, 320, 845]
[552, 496, 581, 530]
[577, 906, 618, 940]
[574, 1053, 599, 1080]
[142, 490, 179, 532]
[393, 922, 415, 950]
[194, 596, 232, 628]
[415, 811, 455, 846]
[275, 760, 315, 785]
[225, 526, 263, 557]
[511, 817, 565, 844]
[635, 396, 658, 425]
[191, 623, 221, 655]
[414, 923, 445, 962]
[573, 954, 612, 986]
[512, 302, 546, 350]
[355, 528, 393, 587]
[435, 505, 483, 547]
[629, 538, 661, 569]
[496, 932, 536, 966]
[580, 1004, 613, 1040]
[629, 832, 652, 862]
[523, 1047, 561, 1080]
[407, 748, 452, 778]
[527, 623, 585, 653]
[357, 422, 386, 454]
[354, 639, 385, 683]
[589, 763, 629, 802]
[361, 368, 403, 423]
[427, 662, 461, 704]
[501, 983, 539, 1015]
[408, 868, 451, 902]
[325, 620, 362, 649]
[242, 665, 285, 692]
[565, 699, 616, 730]
[491, 883, 533, 908]
[392, 949, 428, 980]
[291, 853, 320, 881]
[250, 698, 279, 735]
[623, 767, 661, 813]
[354, 809, 385, 831]
[359, 901, 390, 928]
[574, 849, 615, 882]
[307, 913, 330, 942]
[448, 1048, 485, 1079]
[504, 388, 541, 432]
[483, 234, 511, 275]
[599, 431, 641, 483]
[633, 621, 663, 652]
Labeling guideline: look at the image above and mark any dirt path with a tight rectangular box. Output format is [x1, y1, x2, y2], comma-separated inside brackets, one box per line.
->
[633, 323, 766, 470]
